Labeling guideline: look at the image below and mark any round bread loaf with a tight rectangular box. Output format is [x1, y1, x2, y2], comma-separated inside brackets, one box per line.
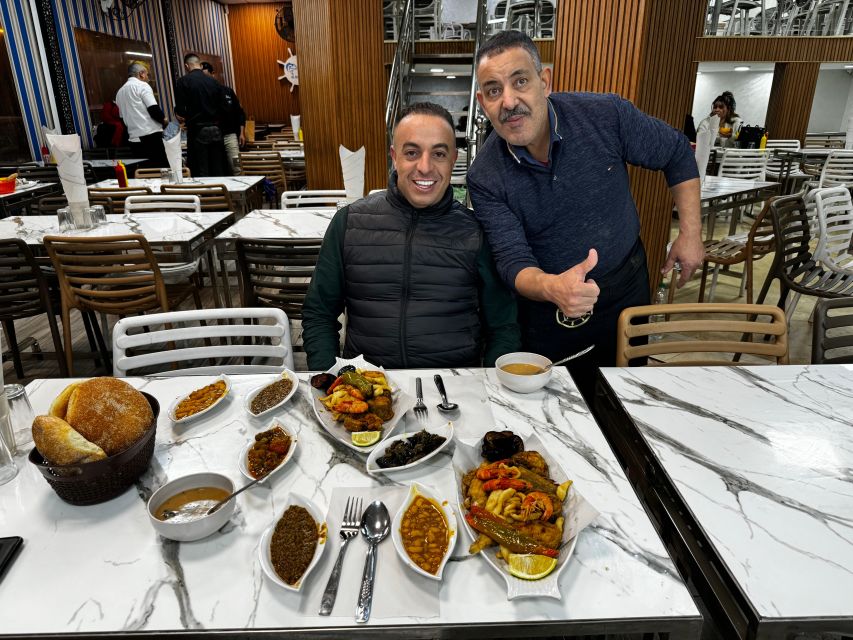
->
[32, 415, 107, 465]
[62, 378, 153, 456]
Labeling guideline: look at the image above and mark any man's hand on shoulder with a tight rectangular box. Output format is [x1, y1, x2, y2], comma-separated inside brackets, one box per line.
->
[516, 249, 601, 318]
[663, 232, 704, 288]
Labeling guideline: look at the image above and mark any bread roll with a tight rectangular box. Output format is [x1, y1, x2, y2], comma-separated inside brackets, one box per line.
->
[32, 415, 107, 465]
[49, 381, 79, 419]
[64, 378, 153, 455]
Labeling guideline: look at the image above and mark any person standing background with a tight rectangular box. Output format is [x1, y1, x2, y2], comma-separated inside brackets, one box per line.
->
[697, 91, 742, 148]
[201, 61, 246, 175]
[115, 62, 167, 168]
[174, 53, 229, 177]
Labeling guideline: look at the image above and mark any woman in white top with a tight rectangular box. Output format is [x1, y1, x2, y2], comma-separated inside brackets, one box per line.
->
[697, 91, 743, 148]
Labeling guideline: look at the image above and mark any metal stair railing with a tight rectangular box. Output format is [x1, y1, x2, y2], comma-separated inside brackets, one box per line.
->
[465, 0, 490, 189]
[386, 0, 415, 169]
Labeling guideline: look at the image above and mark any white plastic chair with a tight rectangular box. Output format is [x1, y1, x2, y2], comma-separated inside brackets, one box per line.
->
[814, 187, 853, 276]
[814, 149, 853, 188]
[764, 139, 807, 180]
[280, 190, 347, 209]
[112, 307, 294, 376]
[124, 194, 202, 283]
[718, 148, 768, 181]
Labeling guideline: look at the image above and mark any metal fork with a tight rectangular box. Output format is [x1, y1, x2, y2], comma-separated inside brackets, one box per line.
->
[319, 496, 363, 616]
[413, 377, 429, 425]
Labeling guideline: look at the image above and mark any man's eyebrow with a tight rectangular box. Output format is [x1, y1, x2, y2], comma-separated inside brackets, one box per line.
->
[431, 143, 450, 151]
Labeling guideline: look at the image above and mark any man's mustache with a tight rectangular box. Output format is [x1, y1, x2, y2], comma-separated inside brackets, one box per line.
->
[500, 106, 530, 123]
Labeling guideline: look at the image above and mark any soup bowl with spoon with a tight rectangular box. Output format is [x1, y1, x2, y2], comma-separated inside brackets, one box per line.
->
[495, 351, 554, 393]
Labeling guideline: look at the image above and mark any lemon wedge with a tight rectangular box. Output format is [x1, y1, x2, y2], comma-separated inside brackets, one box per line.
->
[506, 553, 557, 580]
[351, 431, 381, 447]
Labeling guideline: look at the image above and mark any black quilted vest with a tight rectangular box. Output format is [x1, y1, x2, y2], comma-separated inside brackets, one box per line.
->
[342, 176, 483, 368]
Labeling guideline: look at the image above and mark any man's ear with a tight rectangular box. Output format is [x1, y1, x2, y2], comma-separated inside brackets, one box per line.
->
[389, 144, 398, 171]
[541, 66, 552, 97]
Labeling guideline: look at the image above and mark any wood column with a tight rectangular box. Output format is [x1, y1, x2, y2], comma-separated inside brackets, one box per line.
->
[292, 0, 386, 191]
[553, 0, 705, 291]
[765, 63, 821, 143]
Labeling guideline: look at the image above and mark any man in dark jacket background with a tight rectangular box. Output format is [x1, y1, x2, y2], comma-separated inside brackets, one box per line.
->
[302, 102, 521, 370]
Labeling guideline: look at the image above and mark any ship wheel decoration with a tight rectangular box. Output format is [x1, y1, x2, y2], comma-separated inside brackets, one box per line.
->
[277, 48, 298, 91]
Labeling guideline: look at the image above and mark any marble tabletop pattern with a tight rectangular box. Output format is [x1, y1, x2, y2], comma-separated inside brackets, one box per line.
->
[0, 370, 699, 636]
[600, 365, 853, 620]
[214, 208, 335, 245]
[700, 176, 779, 202]
[90, 176, 265, 193]
[0, 212, 232, 248]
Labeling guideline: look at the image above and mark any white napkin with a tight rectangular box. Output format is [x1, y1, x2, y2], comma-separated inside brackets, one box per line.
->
[846, 115, 853, 150]
[299, 486, 440, 619]
[694, 114, 717, 183]
[44, 130, 89, 208]
[339, 145, 365, 200]
[163, 125, 184, 184]
[395, 373, 496, 445]
[290, 114, 301, 140]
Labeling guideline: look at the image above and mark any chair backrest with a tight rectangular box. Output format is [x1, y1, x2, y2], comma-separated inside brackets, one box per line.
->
[17, 164, 59, 181]
[125, 194, 201, 214]
[159, 183, 233, 212]
[817, 149, 853, 188]
[767, 192, 824, 293]
[280, 189, 347, 209]
[0, 238, 55, 321]
[37, 195, 114, 216]
[43, 234, 170, 316]
[813, 186, 853, 275]
[765, 139, 801, 174]
[244, 141, 275, 151]
[88, 187, 153, 214]
[812, 296, 853, 364]
[134, 166, 192, 179]
[239, 152, 286, 191]
[616, 303, 789, 366]
[235, 238, 322, 321]
[112, 307, 294, 376]
[273, 140, 303, 151]
[718, 148, 768, 180]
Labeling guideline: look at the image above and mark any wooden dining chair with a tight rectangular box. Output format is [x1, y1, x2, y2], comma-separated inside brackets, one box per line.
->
[19, 163, 97, 184]
[88, 187, 153, 215]
[160, 183, 233, 212]
[0, 239, 68, 378]
[134, 166, 192, 179]
[616, 303, 789, 366]
[43, 234, 200, 375]
[238, 152, 286, 203]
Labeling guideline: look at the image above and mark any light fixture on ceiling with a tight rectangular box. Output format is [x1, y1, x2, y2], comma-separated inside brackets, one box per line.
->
[125, 51, 153, 58]
[430, 68, 445, 73]
[446, 75, 456, 79]
[696, 71, 702, 75]
[845, 64, 853, 69]
[734, 65, 751, 72]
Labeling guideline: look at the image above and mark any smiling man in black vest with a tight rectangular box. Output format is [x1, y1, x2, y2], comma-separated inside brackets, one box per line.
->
[302, 102, 521, 370]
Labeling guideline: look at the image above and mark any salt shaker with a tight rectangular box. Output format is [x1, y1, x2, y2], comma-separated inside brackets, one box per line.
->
[5, 384, 34, 450]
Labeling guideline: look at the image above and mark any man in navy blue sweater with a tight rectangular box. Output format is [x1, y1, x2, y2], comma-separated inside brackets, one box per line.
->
[467, 30, 704, 400]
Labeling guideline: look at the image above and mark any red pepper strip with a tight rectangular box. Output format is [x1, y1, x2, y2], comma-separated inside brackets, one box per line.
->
[326, 376, 344, 393]
[466, 506, 559, 558]
[482, 478, 531, 492]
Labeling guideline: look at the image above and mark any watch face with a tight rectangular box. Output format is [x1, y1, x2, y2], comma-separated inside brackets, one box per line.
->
[555, 310, 592, 329]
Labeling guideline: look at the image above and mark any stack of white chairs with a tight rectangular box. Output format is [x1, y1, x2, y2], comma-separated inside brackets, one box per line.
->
[281, 190, 348, 209]
[764, 139, 808, 184]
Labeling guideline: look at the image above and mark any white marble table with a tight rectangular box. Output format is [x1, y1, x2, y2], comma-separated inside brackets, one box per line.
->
[0, 370, 701, 637]
[700, 176, 780, 240]
[90, 176, 266, 215]
[596, 365, 853, 640]
[0, 181, 60, 217]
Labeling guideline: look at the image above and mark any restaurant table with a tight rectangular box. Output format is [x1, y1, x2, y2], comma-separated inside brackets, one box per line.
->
[771, 148, 834, 194]
[0, 370, 701, 638]
[594, 365, 853, 640]
[0, 181, 60, 218]
[213, 208, 335, 306]
[34, 159, 146, 182]
[700, 176, 780, 240]
[89, 176, 266, 216]
[0, 211, 235, 307]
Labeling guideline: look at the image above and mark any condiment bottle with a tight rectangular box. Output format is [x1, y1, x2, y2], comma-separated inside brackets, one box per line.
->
[759, 131, 767, 150]
[115, 161, 128, 188]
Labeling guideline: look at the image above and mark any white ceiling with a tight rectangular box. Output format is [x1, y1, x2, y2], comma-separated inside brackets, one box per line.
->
[699, 61, 853, 73]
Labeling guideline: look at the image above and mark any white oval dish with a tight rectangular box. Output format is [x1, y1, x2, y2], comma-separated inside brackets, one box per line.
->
[168, 374, 232, 423]
[243, 370, 299, 418]
[238, 419, 298, 482]
[391, 482, 457, 581]
[147, 472, 236, 542]
[259, 493, 328, 592]
[365, 422, 454, 475]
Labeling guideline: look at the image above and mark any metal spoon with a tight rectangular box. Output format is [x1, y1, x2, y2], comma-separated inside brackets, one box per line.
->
[433, 374, 458, 413]
[541, 344, 596, 372]
[160, 475, 266, 520]
[355, 500, 391, 624]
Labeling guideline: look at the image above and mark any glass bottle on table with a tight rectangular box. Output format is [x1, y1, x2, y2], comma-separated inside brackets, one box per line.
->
[649, 280, 669, 343]
[0, 347, 17, 485]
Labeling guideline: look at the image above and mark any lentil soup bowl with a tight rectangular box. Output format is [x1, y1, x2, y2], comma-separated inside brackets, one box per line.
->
[259, 493, 327, 592]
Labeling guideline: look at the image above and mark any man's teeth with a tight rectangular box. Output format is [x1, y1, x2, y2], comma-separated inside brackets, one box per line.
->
[415, 180, 435, 187]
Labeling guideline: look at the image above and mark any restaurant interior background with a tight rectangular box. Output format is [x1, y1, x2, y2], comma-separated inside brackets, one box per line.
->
[1, 0, 852, 277]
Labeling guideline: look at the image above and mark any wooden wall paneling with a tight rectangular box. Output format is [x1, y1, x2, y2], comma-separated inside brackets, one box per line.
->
[293, 0, 385, 191]
[695, 36, 853, 62]
[228, 3, 299, 124]
[765, 62, 821, 143]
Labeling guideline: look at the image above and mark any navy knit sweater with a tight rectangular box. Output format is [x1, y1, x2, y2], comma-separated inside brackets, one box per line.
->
[467, 92, 699, 289]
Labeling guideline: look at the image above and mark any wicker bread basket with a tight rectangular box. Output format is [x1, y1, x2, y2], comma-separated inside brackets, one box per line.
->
[28, 393, 159, 505]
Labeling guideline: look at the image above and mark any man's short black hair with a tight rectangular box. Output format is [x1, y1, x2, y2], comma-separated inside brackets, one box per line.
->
[395, 102, 454, 132]
[475, 30, 542, 73]
[184, 52, 200, 65]
[201, 61, 214, 73]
